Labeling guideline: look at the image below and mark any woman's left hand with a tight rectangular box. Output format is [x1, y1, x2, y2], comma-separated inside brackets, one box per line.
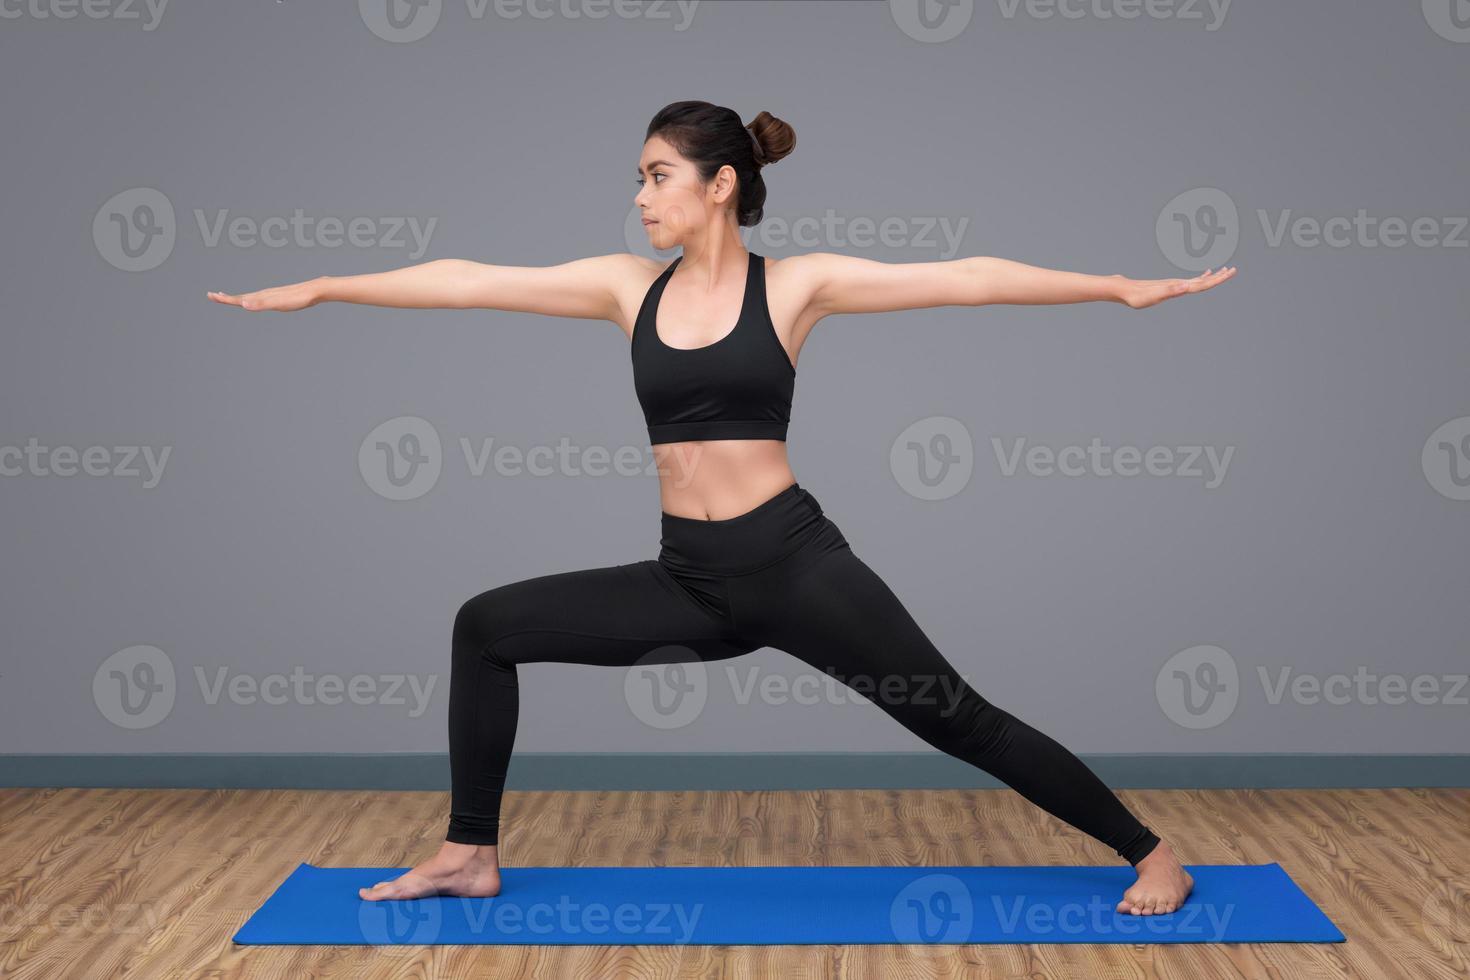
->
[1118, 266, 1237, 310]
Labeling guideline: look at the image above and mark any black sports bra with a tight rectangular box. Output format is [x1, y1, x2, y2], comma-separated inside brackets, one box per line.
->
[631, 251, 796, 445]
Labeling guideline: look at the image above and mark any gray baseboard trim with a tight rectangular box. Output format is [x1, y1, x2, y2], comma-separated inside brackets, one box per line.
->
[3, 753, 1470, 791]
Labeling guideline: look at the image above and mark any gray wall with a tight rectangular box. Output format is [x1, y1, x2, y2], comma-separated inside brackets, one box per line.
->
[2, 2, 1466, 761]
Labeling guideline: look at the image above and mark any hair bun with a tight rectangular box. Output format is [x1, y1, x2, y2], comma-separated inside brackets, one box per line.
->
[745, 110, 795, 167]
[746, 126, 767, 166]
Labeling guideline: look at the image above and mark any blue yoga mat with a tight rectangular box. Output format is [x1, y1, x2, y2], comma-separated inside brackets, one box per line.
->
[233, 862, 1344, 945]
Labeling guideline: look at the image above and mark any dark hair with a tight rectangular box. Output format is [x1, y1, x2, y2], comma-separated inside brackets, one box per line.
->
[644, 101, 795, 227]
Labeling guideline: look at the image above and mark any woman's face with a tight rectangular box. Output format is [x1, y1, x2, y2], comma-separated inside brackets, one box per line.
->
[635, 134, 736, 249]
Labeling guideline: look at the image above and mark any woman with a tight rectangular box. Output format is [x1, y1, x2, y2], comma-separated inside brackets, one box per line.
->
[209, 101, 1233, 917]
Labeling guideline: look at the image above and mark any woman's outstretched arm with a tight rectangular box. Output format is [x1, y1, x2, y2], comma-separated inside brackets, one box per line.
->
[797, 253, 1236, 318]
[206, 253, 643, 321]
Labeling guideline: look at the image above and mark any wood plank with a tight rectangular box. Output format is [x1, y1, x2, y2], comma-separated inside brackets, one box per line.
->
[2, 787, 1465, 978]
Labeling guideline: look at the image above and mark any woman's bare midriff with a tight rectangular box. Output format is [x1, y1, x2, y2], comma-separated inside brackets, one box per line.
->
[653, 438, 798, 520]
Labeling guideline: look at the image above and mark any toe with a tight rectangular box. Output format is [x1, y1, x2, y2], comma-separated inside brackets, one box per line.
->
[361, 878, 407, 901]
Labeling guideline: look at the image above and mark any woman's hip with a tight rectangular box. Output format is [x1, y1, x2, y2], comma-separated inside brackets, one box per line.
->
[657, 482, 840, 578]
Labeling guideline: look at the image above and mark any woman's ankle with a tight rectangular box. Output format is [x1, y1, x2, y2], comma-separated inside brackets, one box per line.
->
[438, 840, 498, 865]
[1135, 838, 1175, 868]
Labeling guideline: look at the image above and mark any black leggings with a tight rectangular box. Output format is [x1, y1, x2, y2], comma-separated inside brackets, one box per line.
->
[447, 483, 1161, 866]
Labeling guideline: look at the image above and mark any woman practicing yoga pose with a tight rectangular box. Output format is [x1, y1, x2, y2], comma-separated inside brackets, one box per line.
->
[209, 101, 1233, 916]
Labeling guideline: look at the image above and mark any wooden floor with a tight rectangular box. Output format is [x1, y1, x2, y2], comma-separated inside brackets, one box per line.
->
[1, 785, 1466, 978]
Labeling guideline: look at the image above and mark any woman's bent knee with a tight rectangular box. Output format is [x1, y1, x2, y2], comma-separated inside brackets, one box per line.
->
[453, 587, 516, 663]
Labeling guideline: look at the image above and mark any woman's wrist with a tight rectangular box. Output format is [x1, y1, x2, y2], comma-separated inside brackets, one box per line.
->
[310, 275, 335, 305]
[1108, 274, 1137, 307]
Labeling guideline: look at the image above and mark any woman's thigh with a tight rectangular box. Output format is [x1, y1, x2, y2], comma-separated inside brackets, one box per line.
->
[455, 559, 758, 669]
[732, 541, 979, 736]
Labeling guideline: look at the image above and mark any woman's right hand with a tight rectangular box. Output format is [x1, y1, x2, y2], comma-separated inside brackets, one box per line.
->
[207, 277, 328, 312]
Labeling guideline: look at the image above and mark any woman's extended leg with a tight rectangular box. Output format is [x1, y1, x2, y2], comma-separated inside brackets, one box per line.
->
[360, 559, 756, 901]
[735, 534, 1194, 913]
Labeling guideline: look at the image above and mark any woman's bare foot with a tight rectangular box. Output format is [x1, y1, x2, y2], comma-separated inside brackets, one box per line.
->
[1116, 839, 1193, 915]
[358, 841, 502, 901]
